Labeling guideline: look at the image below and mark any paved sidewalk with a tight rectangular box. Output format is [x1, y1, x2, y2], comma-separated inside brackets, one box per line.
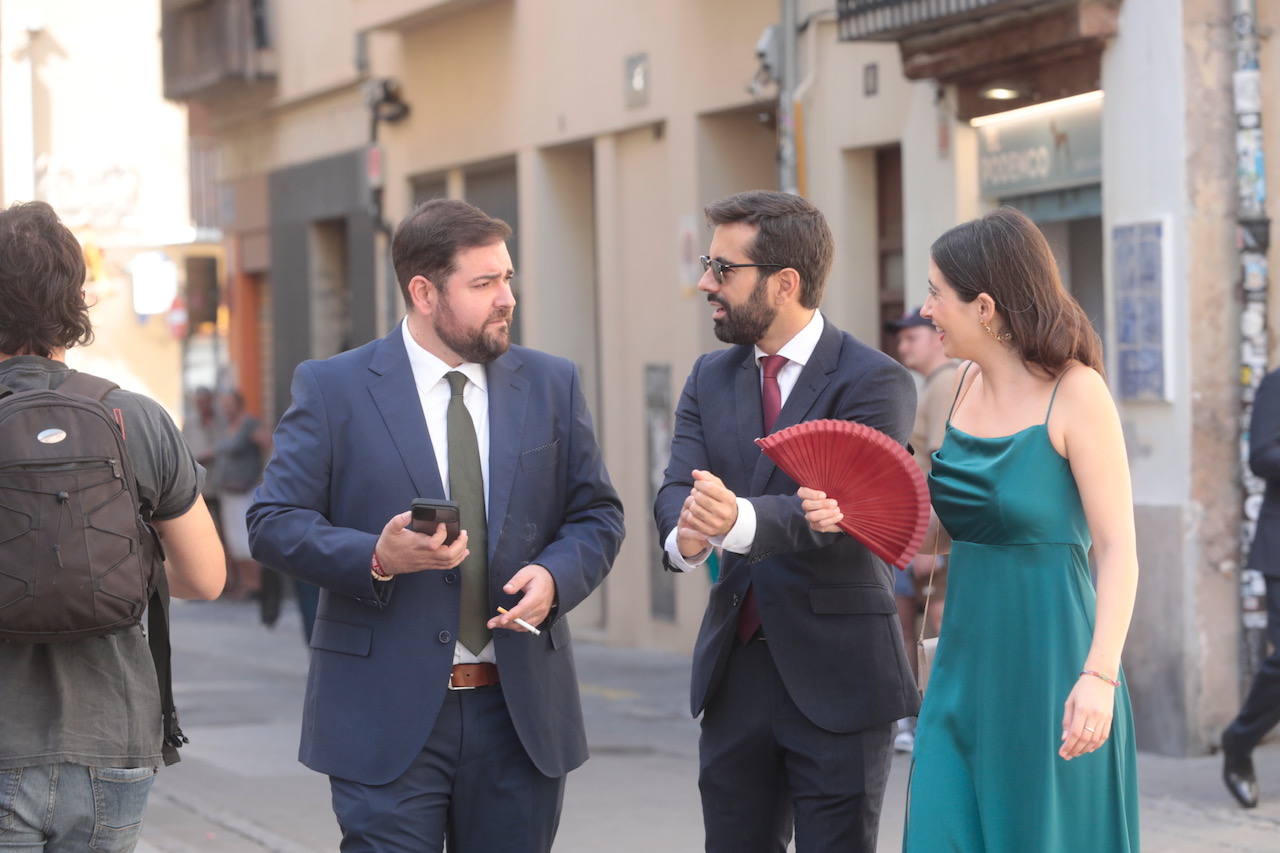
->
[139, 600, 1280, 851]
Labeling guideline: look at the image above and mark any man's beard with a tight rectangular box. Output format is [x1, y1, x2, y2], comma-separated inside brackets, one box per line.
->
[434, 295, 512, 364]
[711, 276, 776, 345]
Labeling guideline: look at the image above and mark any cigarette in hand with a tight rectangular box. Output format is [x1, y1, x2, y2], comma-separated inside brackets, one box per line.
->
[496, 606, 541, 636]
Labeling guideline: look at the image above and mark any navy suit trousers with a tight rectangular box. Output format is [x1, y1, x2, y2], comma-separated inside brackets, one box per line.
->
[698, 639, 894, 853]
[1225, 577, 1280, 752]
[330, 686, 564, 853]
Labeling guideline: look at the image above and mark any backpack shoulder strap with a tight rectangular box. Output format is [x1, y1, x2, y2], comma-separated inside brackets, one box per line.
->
[57, 372, 119, 402]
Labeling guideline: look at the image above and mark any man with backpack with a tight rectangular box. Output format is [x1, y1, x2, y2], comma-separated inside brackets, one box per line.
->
[0, 201, 226, 851]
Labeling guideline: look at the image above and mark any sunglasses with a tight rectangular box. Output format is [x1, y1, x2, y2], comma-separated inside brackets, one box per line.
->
[699, 255, 787, 285]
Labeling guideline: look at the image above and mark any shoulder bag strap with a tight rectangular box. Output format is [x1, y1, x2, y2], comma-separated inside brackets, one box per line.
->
[918, 522, 945, 646]
[148, 557, 186, 765]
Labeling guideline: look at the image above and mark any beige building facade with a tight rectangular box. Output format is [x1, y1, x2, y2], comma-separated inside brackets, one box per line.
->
[166, 0, 1280, 755]
[0, 0, 218, 420]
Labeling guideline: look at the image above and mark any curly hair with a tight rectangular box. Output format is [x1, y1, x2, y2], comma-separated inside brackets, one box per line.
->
[0, 201, 93, 357]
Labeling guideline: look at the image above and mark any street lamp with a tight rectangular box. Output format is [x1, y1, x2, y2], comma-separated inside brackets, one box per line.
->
[365, 78, 410, 142]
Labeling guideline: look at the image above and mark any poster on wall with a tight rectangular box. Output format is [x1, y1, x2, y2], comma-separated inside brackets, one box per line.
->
[1112, 221, 1169, 402]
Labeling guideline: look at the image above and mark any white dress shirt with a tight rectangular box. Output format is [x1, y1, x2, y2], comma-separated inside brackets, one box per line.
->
[665, 310, 826, 571]
[401, 320, 496, 664]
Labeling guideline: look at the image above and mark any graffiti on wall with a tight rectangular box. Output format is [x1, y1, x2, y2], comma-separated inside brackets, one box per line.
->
[1234, 5, 1271, 676]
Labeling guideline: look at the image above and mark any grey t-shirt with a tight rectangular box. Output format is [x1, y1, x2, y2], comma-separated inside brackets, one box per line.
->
[0, 356, 204, 770]
[215, 414, 264, 494]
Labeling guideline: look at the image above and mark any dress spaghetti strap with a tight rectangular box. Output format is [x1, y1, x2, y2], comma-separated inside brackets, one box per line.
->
[1044, 368, 1071, 425]
[946, 361, 976, 426]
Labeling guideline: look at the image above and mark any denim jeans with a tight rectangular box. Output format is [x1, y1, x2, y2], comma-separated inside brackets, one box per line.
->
[0, 763, 156, 852]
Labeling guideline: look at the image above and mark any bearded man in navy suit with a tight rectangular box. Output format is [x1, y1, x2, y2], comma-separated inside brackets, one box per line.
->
[249, 199, 623, 852]
[654, 191, 918, 852]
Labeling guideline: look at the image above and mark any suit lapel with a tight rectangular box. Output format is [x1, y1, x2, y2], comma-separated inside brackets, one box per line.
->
[749, 316, 841, 495]
[484, 351, 528, 564]
[367, 330, 445, 499]
[732, 349, 764, 481]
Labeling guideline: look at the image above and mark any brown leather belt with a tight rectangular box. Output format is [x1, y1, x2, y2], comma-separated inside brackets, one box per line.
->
[450, 662, 499, 689]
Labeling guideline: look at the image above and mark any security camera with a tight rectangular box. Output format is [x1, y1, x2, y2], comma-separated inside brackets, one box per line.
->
[756, 25, 780, 82]
[747, 25, 781, 97]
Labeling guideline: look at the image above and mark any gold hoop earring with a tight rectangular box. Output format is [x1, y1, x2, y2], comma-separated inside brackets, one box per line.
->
[981, 318, 1012, 343]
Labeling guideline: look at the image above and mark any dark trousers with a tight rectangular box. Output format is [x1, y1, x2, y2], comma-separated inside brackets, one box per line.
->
[698, 638, 894, 853]
[1225, 576, 1280, 752]
[330, 685, 564, 853]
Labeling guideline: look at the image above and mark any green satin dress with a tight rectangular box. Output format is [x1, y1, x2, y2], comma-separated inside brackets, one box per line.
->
[904, 374, 1140, 852]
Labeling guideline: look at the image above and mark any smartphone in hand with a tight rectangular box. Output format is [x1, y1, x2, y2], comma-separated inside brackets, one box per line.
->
[409, 498, 461, 545]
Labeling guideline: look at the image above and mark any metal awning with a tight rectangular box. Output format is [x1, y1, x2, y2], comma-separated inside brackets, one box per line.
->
[836, 0, 1059, 42]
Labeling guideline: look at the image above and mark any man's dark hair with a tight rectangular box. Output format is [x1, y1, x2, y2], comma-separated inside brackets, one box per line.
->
[391, 199, 512, 306]
[704, 190, 834, 309]
[0, 201, 93, 357]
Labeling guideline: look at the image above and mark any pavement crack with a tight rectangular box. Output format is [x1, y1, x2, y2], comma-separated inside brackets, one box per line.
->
[148, 786, 316, 852]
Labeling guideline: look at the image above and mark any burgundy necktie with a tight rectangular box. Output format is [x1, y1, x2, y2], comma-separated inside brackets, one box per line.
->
[736, 354, 788, 644]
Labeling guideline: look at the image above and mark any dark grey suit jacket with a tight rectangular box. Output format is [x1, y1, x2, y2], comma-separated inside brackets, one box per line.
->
[1249, 368, 1280, 579]
[654, 316, 921, 733]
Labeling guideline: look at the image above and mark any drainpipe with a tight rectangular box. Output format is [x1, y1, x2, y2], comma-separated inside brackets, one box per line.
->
[778, 0, 799, 195]
[792, 10, 836, 199]
[364, 77, 410, 332]
[1232, 0, 1271, 685]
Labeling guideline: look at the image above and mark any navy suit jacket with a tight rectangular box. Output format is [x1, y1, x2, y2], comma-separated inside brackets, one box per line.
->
[654, 316, 921, 733]
[247, 328, 624, 785]
[1249, 368, 1280, 579]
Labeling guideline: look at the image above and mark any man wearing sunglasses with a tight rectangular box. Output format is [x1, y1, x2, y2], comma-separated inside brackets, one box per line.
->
[654, 190, 918, 852]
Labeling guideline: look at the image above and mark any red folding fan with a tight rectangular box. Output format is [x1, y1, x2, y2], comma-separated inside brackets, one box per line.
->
[755, 419, 930, 569]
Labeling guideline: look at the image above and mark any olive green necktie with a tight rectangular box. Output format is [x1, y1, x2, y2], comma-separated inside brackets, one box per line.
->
[445, 371, 490, 655]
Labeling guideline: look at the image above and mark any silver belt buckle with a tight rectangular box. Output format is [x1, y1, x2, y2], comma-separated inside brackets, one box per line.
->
[447, 667, 478, 691]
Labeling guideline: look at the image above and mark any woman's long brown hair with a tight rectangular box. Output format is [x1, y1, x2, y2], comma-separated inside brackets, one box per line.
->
[930, 207, 1104, 378]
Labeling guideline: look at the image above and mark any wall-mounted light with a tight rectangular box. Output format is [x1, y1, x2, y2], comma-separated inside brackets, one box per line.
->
[978, 80, 1029, 101]
[625, 53, 650, 109]
[366, 78, 410, 125]
[863, 62, 879, 97]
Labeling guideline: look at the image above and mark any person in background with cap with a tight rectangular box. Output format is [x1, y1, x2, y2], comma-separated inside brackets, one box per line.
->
[886, 307, 957, 752]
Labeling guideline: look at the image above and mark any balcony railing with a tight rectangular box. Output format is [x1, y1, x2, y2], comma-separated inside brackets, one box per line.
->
[162, 0, 275, 101]
[836, 0, 1057, 42]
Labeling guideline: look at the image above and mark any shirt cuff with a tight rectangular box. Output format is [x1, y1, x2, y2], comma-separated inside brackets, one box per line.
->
[664, 526, 710, 572]
[715, 498, 756, 554]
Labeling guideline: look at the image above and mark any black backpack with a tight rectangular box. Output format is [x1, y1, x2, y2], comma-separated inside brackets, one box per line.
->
[0, 372, 186, 763]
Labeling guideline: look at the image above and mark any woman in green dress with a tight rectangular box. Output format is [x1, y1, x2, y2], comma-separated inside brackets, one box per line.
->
[804, 207, 1140, 851]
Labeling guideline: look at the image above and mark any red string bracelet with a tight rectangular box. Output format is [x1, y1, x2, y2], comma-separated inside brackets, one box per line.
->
[371, 551, 393, 582]
[1080, 669, 1120, 687]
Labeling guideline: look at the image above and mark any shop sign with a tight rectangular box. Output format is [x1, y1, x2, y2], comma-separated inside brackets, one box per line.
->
[974, 92, 1102, 197]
